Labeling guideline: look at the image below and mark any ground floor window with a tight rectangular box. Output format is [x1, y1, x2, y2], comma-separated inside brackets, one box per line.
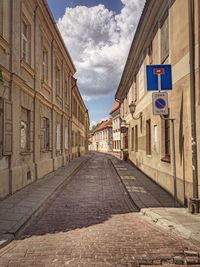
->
[161, 114, 171, 162]
[146, 119, 151, 155]
[131, 127, 134, 151]
[135, 125, 138, 152]
[40, 117, 50, 151]
[21, 107, 31, 152]
[56, 123, 61, 151]
[65, 126, 68, 150]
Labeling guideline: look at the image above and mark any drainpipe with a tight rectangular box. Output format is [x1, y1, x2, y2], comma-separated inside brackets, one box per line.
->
[188, 0, 199, 199]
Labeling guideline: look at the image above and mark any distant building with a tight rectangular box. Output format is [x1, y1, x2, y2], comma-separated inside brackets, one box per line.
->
[110, 100, 121, 155]
[115, 0, 200, 208]
[92, 120, 113, 152]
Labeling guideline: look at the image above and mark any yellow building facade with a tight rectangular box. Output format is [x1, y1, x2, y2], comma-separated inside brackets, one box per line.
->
[0, 0, 88, 199]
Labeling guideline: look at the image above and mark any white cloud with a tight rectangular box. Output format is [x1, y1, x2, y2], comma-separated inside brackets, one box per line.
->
[57, 0, 145, 100]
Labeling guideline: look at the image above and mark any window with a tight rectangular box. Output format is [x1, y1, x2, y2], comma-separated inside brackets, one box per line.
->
[135, 125, 138, 152]
[42, 50, 48, 82]
[56, 124, 61, 151]
[21, 107, 31, 152]
[72, 131, 74, 147]
[40, 117, 50, 151]
[56, 67, 61, 97]
[22, 19, 30, 63]
[160, 15, 169, 63]
[146, 119, 151, 155]
[65, 79, 68, 105]
[131, 127, 134, 151]
[164, 118, 170, 157]
[161, 115, 171, 162]
[135, 76, 138, 101]
[75, 132, 78, 146]
[0, 98, 12, 157]
[65, 126, 68, 150]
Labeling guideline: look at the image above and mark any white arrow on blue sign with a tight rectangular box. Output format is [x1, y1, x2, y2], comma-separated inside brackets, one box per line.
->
[146, 65, 172, 91]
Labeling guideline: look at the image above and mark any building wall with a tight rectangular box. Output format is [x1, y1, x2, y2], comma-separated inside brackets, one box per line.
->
[0, 0, 88, 199]
[118, 0, 200, 205]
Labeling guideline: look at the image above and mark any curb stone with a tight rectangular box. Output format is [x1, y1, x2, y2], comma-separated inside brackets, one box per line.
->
[140, 209, 200, 245]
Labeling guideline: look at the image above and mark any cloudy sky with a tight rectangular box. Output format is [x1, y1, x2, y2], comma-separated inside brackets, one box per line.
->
[47, 0, 145, 127]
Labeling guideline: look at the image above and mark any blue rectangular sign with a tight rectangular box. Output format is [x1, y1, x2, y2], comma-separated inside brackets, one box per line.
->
[146, 64, 172, 91]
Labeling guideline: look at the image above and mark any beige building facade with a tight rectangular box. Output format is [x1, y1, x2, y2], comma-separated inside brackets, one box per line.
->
[0, 0, 88, 199]
[115, 0, 200, 207]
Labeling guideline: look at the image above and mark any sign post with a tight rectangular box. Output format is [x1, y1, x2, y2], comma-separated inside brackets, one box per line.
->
[146, 64, 177, 206]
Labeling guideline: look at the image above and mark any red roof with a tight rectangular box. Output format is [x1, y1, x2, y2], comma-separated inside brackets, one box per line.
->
[94, 119, 112, 132]
[110, 99, 120, 114]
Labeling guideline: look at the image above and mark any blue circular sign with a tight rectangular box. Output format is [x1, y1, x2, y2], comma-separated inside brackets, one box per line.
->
[155, 98, 166, 109]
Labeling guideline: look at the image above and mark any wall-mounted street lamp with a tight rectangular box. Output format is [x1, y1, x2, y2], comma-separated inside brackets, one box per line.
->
[120, 119, 127, 129]
[129, 101, 142, 120]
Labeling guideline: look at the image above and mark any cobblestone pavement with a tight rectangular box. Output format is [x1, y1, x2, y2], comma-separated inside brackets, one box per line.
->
[0, 153, 199, 267]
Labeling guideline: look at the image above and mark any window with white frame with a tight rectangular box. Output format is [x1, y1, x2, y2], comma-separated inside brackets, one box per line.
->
[21, 19, 30, 63]
[42, 49, 48, 82]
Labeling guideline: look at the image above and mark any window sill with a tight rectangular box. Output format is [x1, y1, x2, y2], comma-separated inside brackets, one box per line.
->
[20, 151, 32, 155]
[21, 60, 35, 77]
[146, 154, 152, 158]
[161, 155, 171, 163]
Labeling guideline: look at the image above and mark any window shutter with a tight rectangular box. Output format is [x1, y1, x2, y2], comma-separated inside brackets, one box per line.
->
[3, 99, 12, 155]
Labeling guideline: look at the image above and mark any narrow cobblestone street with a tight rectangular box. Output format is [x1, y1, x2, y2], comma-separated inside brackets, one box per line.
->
[0, 153, 199, 267]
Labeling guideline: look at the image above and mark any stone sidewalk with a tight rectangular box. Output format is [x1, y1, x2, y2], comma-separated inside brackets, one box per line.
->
[0, 153, 91, 248]
[110, 156, 200, 246]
